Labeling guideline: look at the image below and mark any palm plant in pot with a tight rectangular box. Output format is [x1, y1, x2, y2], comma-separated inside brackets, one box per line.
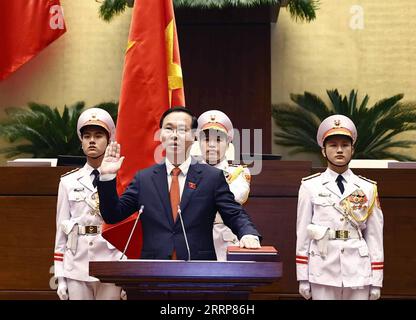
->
[97, 0, 320, 22]
[272, 89, 416, 161]
[0, 101, 118, 158]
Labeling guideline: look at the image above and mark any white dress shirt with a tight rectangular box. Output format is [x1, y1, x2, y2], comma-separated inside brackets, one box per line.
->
[165, 156, 192, 200]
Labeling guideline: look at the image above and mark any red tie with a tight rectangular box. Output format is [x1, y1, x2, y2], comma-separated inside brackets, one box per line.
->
[170, 167, 181, 221]
[170, 167, 181, 260]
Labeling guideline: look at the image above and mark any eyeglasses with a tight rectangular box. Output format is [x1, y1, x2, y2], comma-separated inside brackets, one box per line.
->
[161, 127, 192, 135]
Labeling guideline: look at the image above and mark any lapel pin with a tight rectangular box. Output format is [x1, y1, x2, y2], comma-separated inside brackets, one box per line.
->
[188, 182, 197, 190]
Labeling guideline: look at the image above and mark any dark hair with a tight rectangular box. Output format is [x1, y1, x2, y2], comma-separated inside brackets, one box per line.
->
[159, 106, 198, 129]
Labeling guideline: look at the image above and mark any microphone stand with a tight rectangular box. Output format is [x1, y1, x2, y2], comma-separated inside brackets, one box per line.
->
[177, 206, 191, 261]
[120, 205, 144, 260]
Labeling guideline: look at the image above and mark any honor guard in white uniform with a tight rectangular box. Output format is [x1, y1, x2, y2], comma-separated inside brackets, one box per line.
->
[296, 115, 384, 300]
[54, 108, 124, 300]
[197, 110, 254, 261]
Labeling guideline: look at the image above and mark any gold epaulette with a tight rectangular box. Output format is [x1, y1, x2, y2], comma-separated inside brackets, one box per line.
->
[227, 165, 245, 184]
[61, 168, 80, 177]
[302, 172, 322, 181]
[358, 175, 377, 184]
[229, 163, 248, 168]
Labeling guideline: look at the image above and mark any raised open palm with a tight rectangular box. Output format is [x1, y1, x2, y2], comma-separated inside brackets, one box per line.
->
[100, 141, 125, 175]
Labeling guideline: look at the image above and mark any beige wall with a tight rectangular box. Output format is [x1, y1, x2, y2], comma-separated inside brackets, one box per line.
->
[0, 0, 132, 164]
[272, 0, 416, 165]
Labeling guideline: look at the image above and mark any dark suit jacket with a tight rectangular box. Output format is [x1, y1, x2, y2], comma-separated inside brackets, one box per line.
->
[98, 161, 261, 260]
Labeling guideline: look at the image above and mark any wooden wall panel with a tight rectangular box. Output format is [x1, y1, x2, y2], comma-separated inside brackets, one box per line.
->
[245, 198, 298, 295]
[176, 6, 279, 153]
[249, 160, 311, 196]
[0, 167, 68, 195]
[0, 196, 56, 290]
[375, 198, 416, 296]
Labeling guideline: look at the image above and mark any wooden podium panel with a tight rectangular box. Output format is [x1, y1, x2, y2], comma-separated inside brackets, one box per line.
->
[90, 260, 282, 300]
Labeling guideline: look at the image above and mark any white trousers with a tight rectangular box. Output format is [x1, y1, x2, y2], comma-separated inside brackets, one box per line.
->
[67, 279, 122, 300]
[311, 283, 370, 300]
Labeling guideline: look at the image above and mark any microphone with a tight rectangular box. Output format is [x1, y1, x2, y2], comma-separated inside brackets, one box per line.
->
[177, 205, 191, 261]
[120, 205, 144, 260]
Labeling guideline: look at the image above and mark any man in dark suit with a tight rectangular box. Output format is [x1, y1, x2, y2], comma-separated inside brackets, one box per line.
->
[97, 106, 261, 260]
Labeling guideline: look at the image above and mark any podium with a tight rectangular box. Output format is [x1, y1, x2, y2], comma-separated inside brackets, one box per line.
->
[90, 259, 282, 300]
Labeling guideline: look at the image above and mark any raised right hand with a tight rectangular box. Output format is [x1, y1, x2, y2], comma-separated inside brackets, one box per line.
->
[100, 141, 125, 175]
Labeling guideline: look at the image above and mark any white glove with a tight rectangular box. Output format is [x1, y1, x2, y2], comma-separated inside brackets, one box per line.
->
[57, 277, 69, 300]
[369, 286, 381, 300]
[299, 280, 312, 300]
[120, 289, 127, 300]
[239, 235, 261, 249]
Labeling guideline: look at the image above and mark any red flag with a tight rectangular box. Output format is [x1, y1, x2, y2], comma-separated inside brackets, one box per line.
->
[0, 0, 66, 81]
[102, 0, 185, 258]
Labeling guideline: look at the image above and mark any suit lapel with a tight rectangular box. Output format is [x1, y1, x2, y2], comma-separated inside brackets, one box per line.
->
[180, 163, 203, 215]
[77, 167, 95, 192]
[321, 170, 342, 199]
[151, 164, 174, 226]
[341, 173, 361, 201]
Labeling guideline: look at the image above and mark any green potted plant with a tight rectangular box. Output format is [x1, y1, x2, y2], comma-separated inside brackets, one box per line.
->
[272, 89, 416, 161]
[0, 101, 118, 158]
[97, 0, 320, 23]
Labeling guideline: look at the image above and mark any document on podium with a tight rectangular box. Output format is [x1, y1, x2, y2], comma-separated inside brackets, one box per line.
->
[226, 246, 280, 262]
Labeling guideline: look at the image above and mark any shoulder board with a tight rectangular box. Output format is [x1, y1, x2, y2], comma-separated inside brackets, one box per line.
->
[229, 163, 248, 168]
[302, 172, 322, 181]
[61, 168, 80, 177]
[358, 175, 377, 184]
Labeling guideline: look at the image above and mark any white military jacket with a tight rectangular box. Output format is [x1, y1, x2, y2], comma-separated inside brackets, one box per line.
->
[296, 168, 384, 288]
[213, 159, 251, 261]
[54, 163, 123, 282]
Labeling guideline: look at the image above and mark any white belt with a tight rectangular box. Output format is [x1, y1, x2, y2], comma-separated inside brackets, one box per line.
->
[328, 229, 360, 240]
[78, 225, 102, 235]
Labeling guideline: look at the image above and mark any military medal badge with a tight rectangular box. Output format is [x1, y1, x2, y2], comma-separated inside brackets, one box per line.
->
[348, 189, 368, 211]
[344, 189, 369, 222]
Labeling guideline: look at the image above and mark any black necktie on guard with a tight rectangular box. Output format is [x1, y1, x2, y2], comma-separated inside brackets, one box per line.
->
[336, 174, 345, 194]
[92, 169, 100, 188]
